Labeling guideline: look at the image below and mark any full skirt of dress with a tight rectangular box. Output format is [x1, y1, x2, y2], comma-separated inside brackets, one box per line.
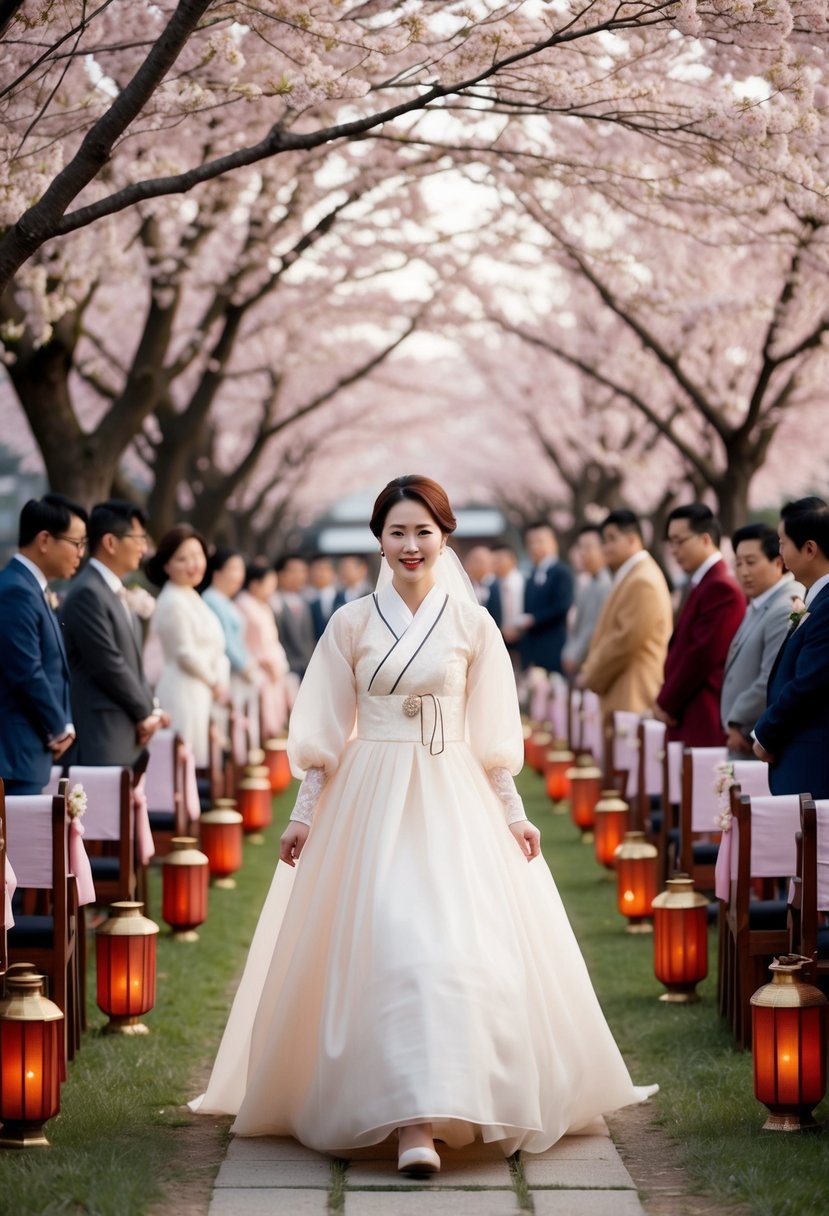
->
[193, 734, 655, 1155]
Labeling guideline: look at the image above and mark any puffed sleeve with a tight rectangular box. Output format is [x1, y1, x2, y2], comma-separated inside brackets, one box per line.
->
[466, 610, 525, 774]
[287, 607, 357, 780]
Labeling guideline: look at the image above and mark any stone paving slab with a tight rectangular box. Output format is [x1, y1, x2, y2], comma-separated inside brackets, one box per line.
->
[524, 1135, 621, 1163]
[344, 1193, 520, 1215]
[225, 1135, 325, 1162]
[523, 1156, 636, 1189]
[213, 1157, 331, 1187]
[210, 1189, 329, 1215]
[532, 1191, 647, 1216]
[347, 1158, 511, 1187]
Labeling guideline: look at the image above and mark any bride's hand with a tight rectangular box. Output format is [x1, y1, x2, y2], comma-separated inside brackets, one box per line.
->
[510, 820, 541, 861]
[279, 822, 310, 867]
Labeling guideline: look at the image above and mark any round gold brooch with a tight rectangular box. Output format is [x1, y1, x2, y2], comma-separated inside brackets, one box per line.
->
[402, 694, 421, 718]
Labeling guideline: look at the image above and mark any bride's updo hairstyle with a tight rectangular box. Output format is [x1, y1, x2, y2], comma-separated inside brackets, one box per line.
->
[370, 475, 457, 538]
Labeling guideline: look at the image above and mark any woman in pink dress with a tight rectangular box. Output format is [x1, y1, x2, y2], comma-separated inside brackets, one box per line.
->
[236, 562, 290, 740]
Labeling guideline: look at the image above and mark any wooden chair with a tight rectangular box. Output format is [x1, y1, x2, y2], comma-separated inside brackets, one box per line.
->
[4, 783, 81, 1065]
[793, 796, 829, 990]
[144, 730, 189, 857]
[678, 746, 728, 892]
[637, 718, 666, 836]
[579, 690, 603, 766]
[65, 766, 136, 905]
[567, 686, 583, 754]
[725, 792, 801, 1047]
[603, 710, 640, 803]
[1, 778, 8, 977]
[657, 740, 684, 884]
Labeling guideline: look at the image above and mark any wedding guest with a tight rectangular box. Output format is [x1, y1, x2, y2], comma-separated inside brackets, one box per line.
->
[579, 510, 672, 717]
[492, 542, 524, 666]
[337, 554, 372, 602]
[0, 494, 87, 793]
[145, 527, 229, 768]
[754, 497, 829, 796]
[654, 503, 745, 745]
[464, 546, 502, 626]
[307, 554, 345, 641]
[562, 525, 611, 677]
[720, 522, 799, 758]
[62, 499, 166, 767]
[272, 555, 316, 678]
[237, 562, 291, 739]
[506, 521, 574, 675]
[203, 548, 261, 750]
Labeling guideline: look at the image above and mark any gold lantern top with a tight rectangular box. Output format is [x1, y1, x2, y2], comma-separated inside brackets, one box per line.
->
[652, 875, 709, 910]
[164, 837, 209, 867]
[566, 760, 602, 780]
[750, 955, 829, 1010]
[201, 807, 244, 827]
[545, 746, 575, 764]
[595, 790, 628, 814]
[96, 901, 159, 938]
[214, 797, 238, 810]
[0, 971, 64, 1023]
[264, 737, 288, 751]
[614, 830, 657, 861]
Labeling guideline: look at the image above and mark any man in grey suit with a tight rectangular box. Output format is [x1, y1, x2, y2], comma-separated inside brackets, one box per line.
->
[62, 500, 167, 766]
[720, 522, 800, 758]
[272, 554, 316, 679]
[562, 525, 612, 677]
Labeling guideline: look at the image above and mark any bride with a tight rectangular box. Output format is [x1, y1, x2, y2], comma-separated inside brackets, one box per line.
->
[193, 475, 655, 1176]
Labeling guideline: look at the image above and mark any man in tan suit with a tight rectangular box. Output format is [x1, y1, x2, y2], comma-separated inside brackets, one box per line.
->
[578, 509, 673, 716]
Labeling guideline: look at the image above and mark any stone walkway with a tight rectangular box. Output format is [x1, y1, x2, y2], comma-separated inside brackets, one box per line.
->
[208, 1118, 646, 1215]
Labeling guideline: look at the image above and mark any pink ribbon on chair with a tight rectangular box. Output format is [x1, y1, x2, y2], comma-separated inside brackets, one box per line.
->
[4, 857, 17, 930]
[181, 745, 201, 822]
[132, 776, 156, 866]
[68, 819, 96, 906]
[715, 834, 732, 902]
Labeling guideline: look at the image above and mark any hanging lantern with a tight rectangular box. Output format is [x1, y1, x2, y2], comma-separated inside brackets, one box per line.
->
[593, 790, 631, 869]
[751, 955, 828, 1132]
[652, 876, 709, 1002]
[545, 745, 574, 805]
[200, 807, 244, 888]
[566, 758, 602, 839]
[263, 738, 292, 795]
[95, 902, 159, 1035]
[236, 750, 272, 841]
[0, 970, 63, 1148]
[614, 831, 658, 933]
[161, 837, 209, 941]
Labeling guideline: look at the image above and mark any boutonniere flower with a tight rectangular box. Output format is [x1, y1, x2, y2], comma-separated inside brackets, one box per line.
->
[713, 761, 735, 832]
[67, 783, 87, 820]
[46, 590, 60, 611]
[788, 608, 809, 632]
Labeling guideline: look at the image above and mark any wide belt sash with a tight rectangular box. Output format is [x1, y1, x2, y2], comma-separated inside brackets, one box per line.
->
[357, 694, 465, 753]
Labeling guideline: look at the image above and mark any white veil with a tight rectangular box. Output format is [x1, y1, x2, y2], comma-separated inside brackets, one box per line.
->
[375, 544, 480, 607]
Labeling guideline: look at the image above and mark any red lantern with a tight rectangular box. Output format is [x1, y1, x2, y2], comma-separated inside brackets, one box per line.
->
[161, 837, 209, 941]
[0, 970, 63, 1147]
[652, 876, 709, 1002]
[95, 902, 158, 1034]
[567, 762, 602, 838]
[593, 790, 630, 869]
[528, 730, 552, 775]
[751, 955, 828, 1132]
[264, 738, 293, 795]
[545, 747, 574, 804]
[236, 753, 272, 839]
[200, 808, 244, 888]
[614, 831, 658, 933]
[523, 723, 535, 769]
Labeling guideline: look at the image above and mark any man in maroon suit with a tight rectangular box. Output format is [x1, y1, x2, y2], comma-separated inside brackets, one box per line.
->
[653, 503, 746, 745]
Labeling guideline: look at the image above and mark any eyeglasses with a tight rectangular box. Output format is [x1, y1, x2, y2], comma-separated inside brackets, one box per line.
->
[666, 533, 696, 550]
[119, 532, 150, 545]
[54, 535, 88, 552]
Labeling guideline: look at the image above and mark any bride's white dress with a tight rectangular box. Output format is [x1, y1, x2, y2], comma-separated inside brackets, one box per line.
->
[194, 582, 654, 1154]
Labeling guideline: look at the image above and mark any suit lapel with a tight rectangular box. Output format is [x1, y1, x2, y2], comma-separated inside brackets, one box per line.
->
[16, 562, 71, 677]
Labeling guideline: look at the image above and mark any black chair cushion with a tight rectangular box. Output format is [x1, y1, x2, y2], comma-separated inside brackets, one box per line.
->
[648, 810, 664, 835]
[8, 915, 54, 949]
[149, 811, 176, 832]
[90, 857, 121, 881]
[817, 926, 829, 959]
[692, 842, 720, 865]
[748, 899, 788, 931]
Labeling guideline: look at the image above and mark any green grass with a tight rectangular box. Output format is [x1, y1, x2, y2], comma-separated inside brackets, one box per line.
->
[0, 786, 296, 1216]
[520, 770, 829, 1216]
[2, 771, 827, 1215]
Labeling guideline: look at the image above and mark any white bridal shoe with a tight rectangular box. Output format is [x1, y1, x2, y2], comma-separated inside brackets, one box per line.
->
[397, 1145, 441, 1176]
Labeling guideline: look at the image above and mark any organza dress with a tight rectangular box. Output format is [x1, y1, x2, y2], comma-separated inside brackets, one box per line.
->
[194, 580, 655, 1154]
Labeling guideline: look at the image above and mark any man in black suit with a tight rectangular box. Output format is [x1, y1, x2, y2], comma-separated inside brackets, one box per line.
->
[307, 553, 346, 641]
[0, 493, 87, 792]
[754, 498, 829, 797]
[62, 500, 166, 766]
[272, 554, 316, 678]
[506, 521, 574, 675]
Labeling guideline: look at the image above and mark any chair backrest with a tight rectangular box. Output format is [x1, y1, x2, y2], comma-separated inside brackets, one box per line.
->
[144, 729, 180, 813]
[812, 799, 829, 912]
[612, 711, 641, 797]
[548, 673, 568, 741]
[1, 778, 8, 973]
[732, 793, 801, 884]
[4, 795, 60, 888]
[730, 761, 769, 798]
[664, 740, 684, 806]
[568, 687, 582, 752]
[65, 766, 132, 844]
[639, 719, 666, 798]
[685, 746, 729, 832]
[580, 690, 602, 764]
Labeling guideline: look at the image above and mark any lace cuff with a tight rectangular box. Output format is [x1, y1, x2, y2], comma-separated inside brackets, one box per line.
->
[289, 766, 327, 826]
[488, 767, 527, 826]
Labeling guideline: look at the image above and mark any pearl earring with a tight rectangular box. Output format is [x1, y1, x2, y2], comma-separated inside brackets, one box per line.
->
[379, 548, 385, 557]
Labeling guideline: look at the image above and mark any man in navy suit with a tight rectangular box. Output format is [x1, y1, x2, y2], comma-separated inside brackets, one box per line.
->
[0, 493, 88, 793]
[754, 497, 829, 797]
[506, 521, 574, 675]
